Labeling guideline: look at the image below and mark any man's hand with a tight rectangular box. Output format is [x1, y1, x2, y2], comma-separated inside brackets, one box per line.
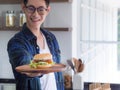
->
[21, 72, 43, 77]
[21, 71, 50, 77]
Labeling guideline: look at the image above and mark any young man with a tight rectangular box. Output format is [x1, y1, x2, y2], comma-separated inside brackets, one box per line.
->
[7, 0, 64, 90]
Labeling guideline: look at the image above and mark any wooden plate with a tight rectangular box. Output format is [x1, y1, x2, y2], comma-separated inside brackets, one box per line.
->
[15, 64, 66, 73]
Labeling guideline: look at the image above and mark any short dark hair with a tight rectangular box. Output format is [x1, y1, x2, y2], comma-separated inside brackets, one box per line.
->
[22, 0, 50, 7]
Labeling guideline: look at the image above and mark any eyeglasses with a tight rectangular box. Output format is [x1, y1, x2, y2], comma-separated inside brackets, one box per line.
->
[25, 5, 48, 15]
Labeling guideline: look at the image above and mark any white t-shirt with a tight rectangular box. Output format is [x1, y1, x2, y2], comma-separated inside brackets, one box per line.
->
[39, 33, 57, 90]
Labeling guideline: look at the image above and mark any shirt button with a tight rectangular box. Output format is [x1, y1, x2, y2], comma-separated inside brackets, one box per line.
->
[37, 46, 39, 49]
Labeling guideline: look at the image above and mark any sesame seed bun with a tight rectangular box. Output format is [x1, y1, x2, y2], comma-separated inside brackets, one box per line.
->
[33, 53, 52, 60]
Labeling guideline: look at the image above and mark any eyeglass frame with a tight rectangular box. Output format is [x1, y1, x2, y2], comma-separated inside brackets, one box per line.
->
[25, 5, 48, 15]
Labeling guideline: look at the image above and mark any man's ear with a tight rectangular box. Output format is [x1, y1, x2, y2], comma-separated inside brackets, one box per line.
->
[46, 6, 51, 14]
[21, 3, 26, 13]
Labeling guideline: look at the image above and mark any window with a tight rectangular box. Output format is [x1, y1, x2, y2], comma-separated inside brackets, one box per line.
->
[117, 9, 120, 70]
[77, 0, 118, 82]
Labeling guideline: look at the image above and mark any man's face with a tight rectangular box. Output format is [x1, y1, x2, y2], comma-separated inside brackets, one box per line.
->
[21, 0, 50, 29]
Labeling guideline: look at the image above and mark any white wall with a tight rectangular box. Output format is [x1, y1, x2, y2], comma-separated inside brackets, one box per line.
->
[0, 31, 17, 78]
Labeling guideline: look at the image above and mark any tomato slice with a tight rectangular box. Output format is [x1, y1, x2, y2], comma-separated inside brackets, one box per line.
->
[46, 59, 53, 64]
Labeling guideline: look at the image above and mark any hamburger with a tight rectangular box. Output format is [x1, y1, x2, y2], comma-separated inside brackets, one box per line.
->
[30, 53, 55, 69]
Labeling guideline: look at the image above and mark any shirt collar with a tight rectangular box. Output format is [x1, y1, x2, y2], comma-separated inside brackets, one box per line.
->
[21, 23, 52, 41]
[22, 23, 37, 41]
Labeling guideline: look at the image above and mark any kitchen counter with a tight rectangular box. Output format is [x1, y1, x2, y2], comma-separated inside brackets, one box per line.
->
[0, 79, 15, 83]
[0, 79, 15, 90]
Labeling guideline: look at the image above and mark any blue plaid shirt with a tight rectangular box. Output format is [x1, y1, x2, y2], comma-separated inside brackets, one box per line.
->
[7, 23, 64, 90]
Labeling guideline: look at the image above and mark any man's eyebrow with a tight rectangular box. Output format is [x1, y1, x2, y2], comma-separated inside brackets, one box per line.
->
[26, 5, 46, 8]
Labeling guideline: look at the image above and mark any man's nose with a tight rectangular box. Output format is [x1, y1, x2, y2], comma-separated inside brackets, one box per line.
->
[32, 9, 39, 16]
